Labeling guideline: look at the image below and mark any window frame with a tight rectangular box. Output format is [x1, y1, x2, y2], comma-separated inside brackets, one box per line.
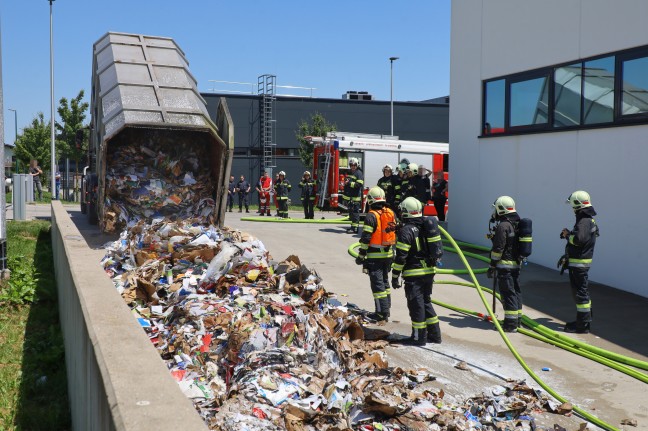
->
[480, 43, 648, 138]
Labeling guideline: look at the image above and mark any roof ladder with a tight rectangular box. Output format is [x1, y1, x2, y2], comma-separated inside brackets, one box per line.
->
[258, 74, 277, 174]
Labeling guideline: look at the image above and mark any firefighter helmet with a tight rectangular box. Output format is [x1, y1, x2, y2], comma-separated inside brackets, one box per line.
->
[492, 196, 516, 216]
[349, 158, 359, 166]
[367, 187, 386, 206]
[567, 190, 592, 210]
[407, 163, 419, 175]
[303, 171, 311, 176]
[383, 164, 393, 172]
[398, 162, 408, 172]
[278, 171, 286, 176]
[399, 197, 423, 218]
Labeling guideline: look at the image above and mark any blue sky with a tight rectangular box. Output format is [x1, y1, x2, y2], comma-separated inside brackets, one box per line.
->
[1, 0, 450, 145]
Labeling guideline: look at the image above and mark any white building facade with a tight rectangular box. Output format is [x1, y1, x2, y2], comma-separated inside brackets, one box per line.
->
[450, 0, 648, 297]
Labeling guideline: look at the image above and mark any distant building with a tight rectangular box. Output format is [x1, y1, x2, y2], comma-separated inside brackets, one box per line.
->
[203, 93, 449, 202]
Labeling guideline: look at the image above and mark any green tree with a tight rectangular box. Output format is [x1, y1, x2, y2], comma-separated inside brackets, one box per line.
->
[56, 90, 89, 165]
[295, 112, 336, 168]
[14, 112, 56, 175]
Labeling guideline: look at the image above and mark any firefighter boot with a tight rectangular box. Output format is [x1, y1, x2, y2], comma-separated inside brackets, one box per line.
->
[390, 328, 427, 346]
[502, 318, 518, 333]
[366, 311, 389, 323]
[564, 312, 591, 334]
[427, 324, 442, 344]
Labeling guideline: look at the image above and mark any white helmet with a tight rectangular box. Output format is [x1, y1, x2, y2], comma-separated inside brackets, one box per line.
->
[383, 164, 393, 172]
[279, 171, 286, 176]
[303, 171, 311, 176]
[567, 190, 592, 210]
[399, 197, 423, 218]
[367, 187, 386, 206]
[349, 158, 359, 167]
[492, 196, 516, 216]
[407, 163, 418, 175]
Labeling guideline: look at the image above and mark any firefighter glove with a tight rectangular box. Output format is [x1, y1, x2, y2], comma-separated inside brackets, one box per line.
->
[560, 228, 570, 239]
[391, 277, 401, 290]
[557, 254, 568, 275]
[487, 266, 496, 279]
[355, 255, 365, 266]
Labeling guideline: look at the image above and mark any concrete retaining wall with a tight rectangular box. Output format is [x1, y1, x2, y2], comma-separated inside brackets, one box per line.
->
[51, 202, 208, 431]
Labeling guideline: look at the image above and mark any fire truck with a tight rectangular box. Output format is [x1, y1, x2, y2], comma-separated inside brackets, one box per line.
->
[308, 132, 449, 216]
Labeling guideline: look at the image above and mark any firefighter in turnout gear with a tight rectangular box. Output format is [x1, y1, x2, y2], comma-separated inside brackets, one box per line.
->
[393, 161, 409, 207]
[344, 158, 364, 233]
[390, 197, 444, 346]
[561, 190, 599, 334]
[377, 164, 399, 209]
[274, 171, 292, 218]
[356, 187, 396, 322]
[488, 196, 524, 332]
[299, 171, 317, 219]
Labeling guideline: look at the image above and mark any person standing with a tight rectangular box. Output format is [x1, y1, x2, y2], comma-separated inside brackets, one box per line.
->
[390, 197, 444, 345]
[256, 170, 272, 216]
[560, 190, 599, 334]
[29, 159, 43, 201]
[298, 171, 316, 219]
[274, 171, 292, 219]
[227, 175, 236, 212]
[393, 161, 408, 207]
[55, 169, 61, 200]
[344, 158, 364, 233]
[355, 187, 396, 322]
[377, 164, 399, 209]
[432, 171, 448, 221]
[236, 175, 251, 213]
[488, 196, 523, 332]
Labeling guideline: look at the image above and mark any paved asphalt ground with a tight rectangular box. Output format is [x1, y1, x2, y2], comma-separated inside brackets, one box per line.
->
[12, 203, 648, 430]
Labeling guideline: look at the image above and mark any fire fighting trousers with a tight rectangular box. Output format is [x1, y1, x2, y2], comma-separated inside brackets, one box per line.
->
[302, 199, 315, 219]
[278, 198, 289, 218]
[403, 275, 440, 336]
[348, 201, 360, 229]
[366, 259, 392, 316]
[497, 268, 522, 326]
[568, 267, 592, 323]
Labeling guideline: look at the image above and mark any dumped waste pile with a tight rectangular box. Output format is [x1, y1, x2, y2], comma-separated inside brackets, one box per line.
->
[101, 217, 579, 431]
[102, 134, 218, 232]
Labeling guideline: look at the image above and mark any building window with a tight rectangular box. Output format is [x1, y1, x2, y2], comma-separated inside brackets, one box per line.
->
[621, 53, 648, 116]
[481, 44, 648, 137]
[554, 63, 582, 127]
[483, 79, 505, 135]
[510, 74, 549, 128]
[583, 56, 615, 125]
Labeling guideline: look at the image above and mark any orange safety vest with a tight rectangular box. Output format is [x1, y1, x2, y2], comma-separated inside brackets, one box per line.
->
[369, 208, 397, 247]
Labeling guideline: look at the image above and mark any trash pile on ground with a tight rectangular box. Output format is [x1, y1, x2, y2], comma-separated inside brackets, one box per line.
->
[101, 217, 581, 431]
[102, 135, 217, 232]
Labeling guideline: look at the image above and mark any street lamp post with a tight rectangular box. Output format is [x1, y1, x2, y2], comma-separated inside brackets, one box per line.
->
[389, 56, 399, 137]
[49, 0, 56, 199]
[8, 109, 17, 172]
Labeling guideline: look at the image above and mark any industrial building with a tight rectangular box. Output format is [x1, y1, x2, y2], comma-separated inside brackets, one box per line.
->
[202, 90, 449, 203]
[450, 1, 648, 297]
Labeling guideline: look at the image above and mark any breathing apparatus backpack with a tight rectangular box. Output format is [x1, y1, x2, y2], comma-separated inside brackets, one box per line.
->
[517, 218, 533, 258]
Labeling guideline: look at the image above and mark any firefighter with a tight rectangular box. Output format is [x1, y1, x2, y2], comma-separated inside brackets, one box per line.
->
[236, 175, 251, 213]
[560, 190, 599, 334]
[256, 170, 272, 216]
[274, 171, 292, 218]
[344, 158, 364, 233]
[488, 196, 523, 332]
[400, 163, 418, 202]
[413, 164, 431, 205]
[393, 161, 409, 211]
[390, 197, 444, 345]
[299, 171, 317, 219]
[377, 164, 399, 209]
[355, 187, 396, 322]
